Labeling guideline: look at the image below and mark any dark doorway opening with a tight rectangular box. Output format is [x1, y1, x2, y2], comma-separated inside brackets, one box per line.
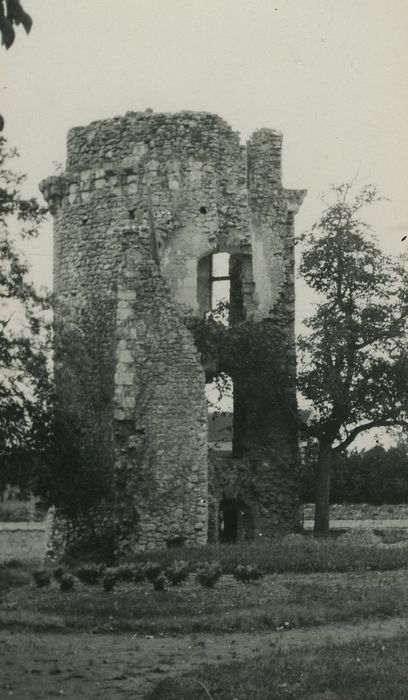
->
[218, 497, 250, 543]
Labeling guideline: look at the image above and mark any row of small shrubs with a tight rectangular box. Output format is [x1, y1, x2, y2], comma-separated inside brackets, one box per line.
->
[30, 533, 408, 593]
[31, 561, 263, 592]
[32, 560, 191, 592]
[142, 561, 224, 591]
[32, 568, 76, 591]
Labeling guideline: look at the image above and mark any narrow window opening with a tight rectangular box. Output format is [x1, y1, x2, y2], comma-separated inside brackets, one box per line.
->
[209, 252, 230, 325]
[197, 252, 254, 455]
[197, 251, 232, 323]
[207, 372, 233, 454]
[197, 251, 254, 324]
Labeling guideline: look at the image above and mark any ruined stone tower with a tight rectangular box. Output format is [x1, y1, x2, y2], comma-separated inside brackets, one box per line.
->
[40, 110, 305, 557]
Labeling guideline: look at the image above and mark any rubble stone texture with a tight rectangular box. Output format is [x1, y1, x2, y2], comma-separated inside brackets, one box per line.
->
[40, 110, 306, 556]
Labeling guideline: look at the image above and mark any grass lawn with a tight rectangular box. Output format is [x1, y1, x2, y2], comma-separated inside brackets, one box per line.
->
[127, 535, 408, 573]
[2, 535, 408, 698]
[2, 555, 408, 635]
[149, 634, 408, 699]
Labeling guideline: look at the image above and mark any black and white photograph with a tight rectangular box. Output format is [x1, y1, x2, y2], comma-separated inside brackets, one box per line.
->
[0, 1, 407, 697]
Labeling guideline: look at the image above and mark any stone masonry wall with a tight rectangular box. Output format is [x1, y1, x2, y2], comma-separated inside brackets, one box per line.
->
[113, 235, 207, 553]
[40, 110, 305, 556]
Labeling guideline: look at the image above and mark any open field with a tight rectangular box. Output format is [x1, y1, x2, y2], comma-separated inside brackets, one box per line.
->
[0, 522, 47, 562]
[1, 534, 408, 698]
[3, 504, 408, 563]
[302, 504, 408, 533]
[302, 503, 408, 521]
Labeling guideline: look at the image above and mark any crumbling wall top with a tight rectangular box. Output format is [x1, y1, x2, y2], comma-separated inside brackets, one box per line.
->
[66, 110, 241, 172]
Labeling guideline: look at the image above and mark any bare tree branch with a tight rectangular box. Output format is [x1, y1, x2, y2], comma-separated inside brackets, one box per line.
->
[334, 419, 408, 453]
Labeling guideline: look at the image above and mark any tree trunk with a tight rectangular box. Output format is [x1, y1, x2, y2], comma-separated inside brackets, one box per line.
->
[314, 440, 333, 536]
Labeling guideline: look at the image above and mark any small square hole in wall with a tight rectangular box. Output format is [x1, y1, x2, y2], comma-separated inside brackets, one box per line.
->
[199, 206, 207, 214]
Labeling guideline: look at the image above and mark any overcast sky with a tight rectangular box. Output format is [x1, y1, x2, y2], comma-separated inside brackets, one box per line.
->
[2, 0, 407, 325]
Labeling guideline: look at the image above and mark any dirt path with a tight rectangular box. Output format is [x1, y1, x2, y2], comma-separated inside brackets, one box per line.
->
[1, 616, 408, 699]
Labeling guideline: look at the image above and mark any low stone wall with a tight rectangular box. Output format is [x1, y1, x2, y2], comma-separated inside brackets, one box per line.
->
[302, 503, 408, 521]
[0, 522, 47, 562]
[303, 519, 408, 531]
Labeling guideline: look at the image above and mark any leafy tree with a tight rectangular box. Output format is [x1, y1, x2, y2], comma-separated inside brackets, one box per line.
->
[0, 0, 33, 131]
[299, 440, 408, 505]
[0, 134, 51, 492]
[344, 442, 408, 505]
[0, 0, 31, 50]
[298, 184, 408, 534]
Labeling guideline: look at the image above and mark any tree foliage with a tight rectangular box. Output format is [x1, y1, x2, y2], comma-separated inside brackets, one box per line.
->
[38, 407, 113, 518]
[299, 440, 408, 505]
[298, 184, 408, 533]
[0, 0, 31, 50]
[185, 309, 295, 416]
[0, 0, 33, 131]
[0, 135, 51, 491]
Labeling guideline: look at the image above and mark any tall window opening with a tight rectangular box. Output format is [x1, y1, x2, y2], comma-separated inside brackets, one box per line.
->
[197, 251, 254, 323]
[210, 252, 230, 320]
[197, 252, 230, 323]
[196, 251, 254, 456]
[206, 372, 233, 454]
